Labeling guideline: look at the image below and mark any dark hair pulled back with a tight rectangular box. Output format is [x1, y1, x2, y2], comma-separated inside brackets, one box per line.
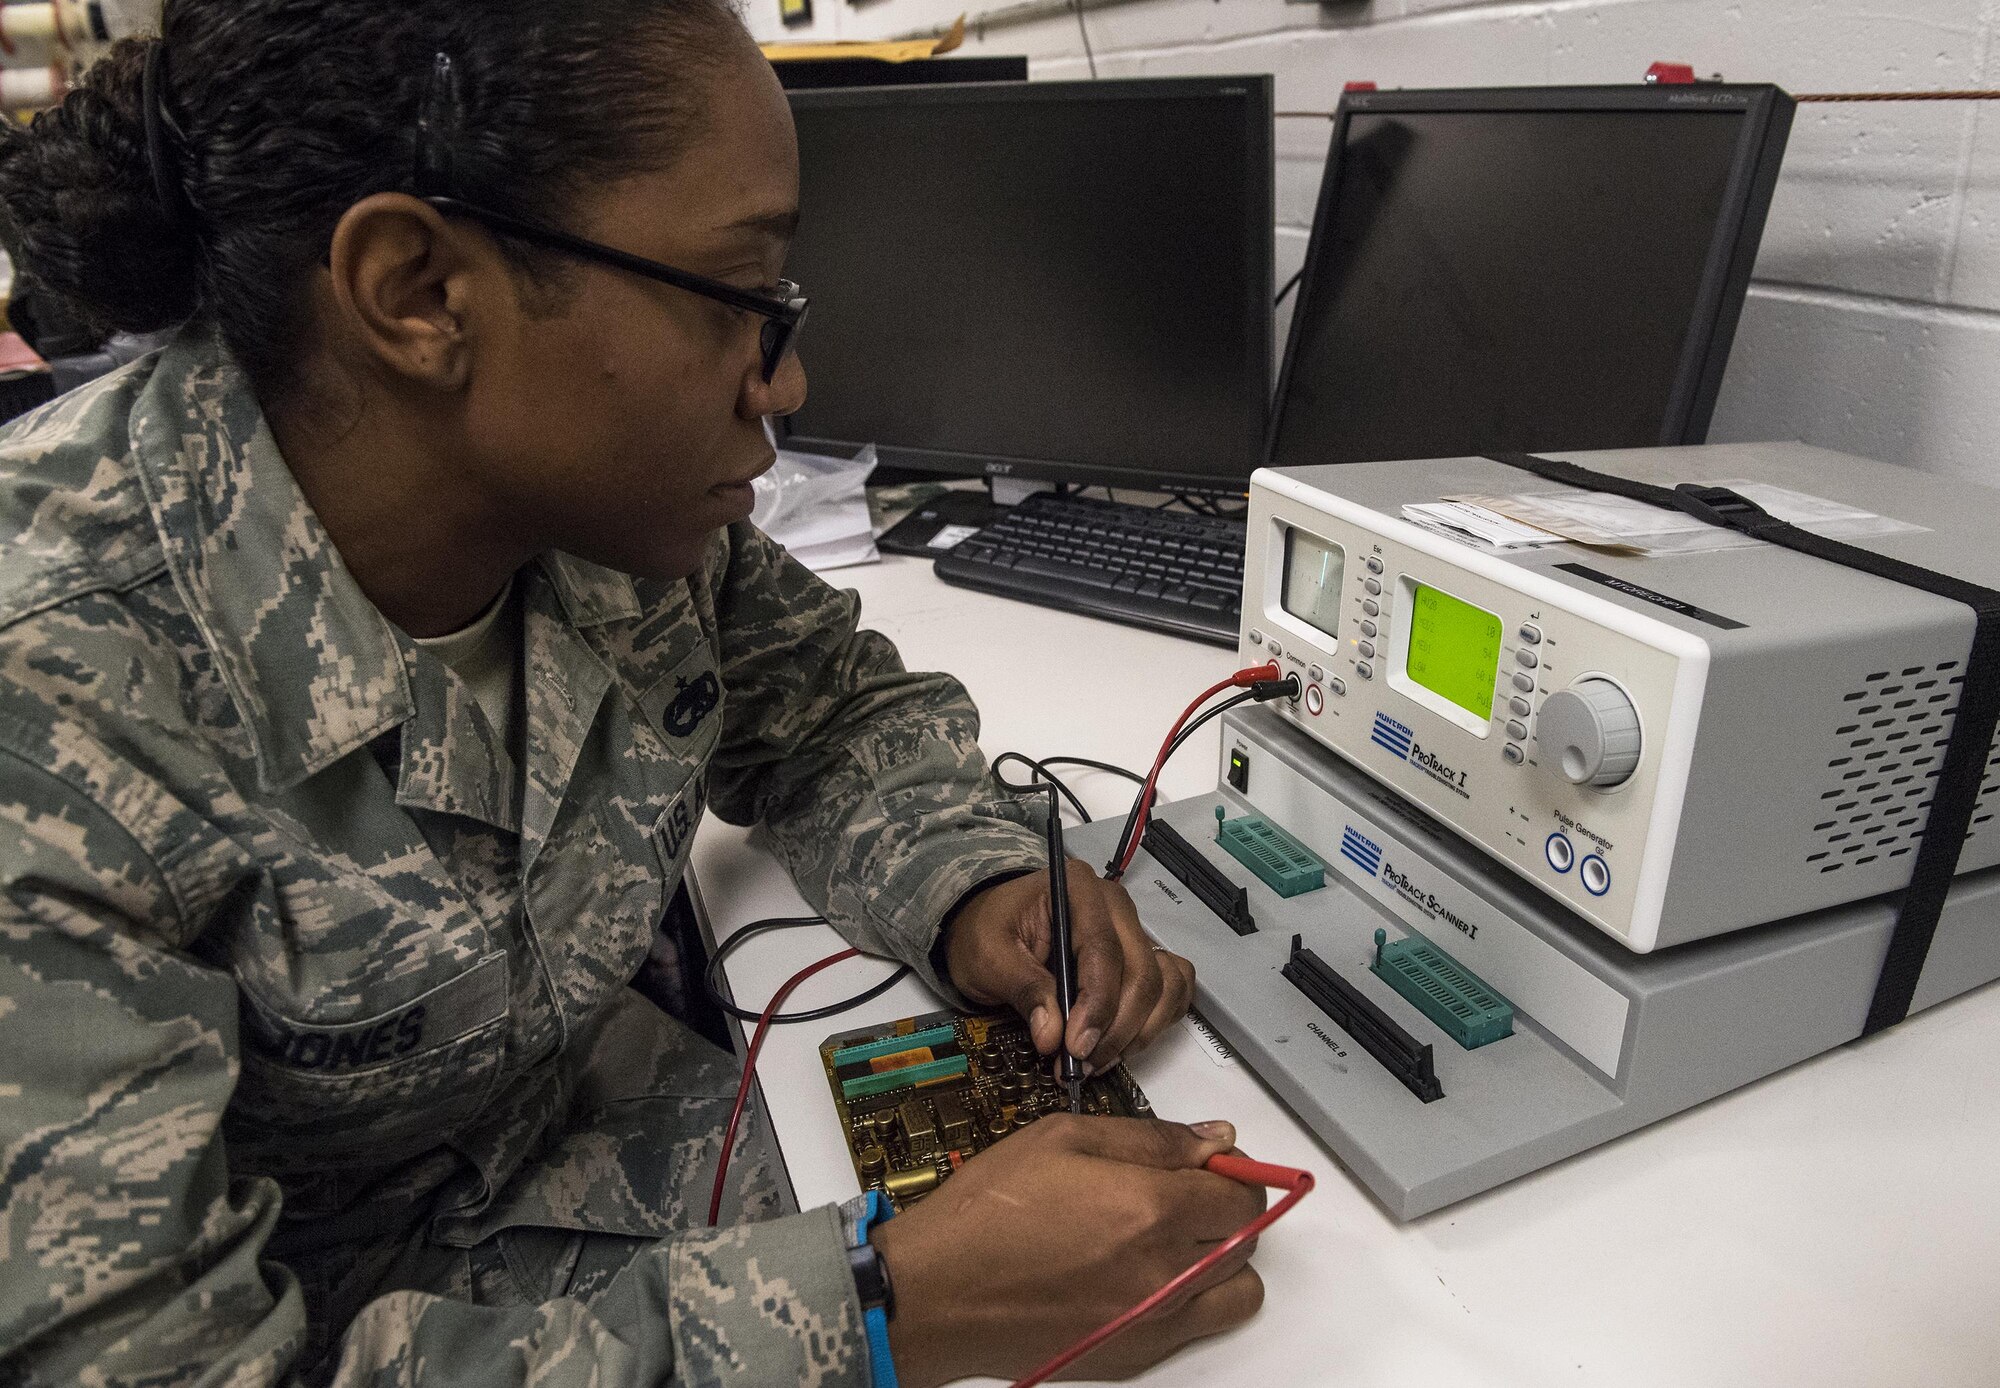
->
[0, 0, 750, 396]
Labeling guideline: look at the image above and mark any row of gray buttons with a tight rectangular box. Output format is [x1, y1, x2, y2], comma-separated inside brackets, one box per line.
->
[1247, 630, 1282, 660]
[1306, 662, 1349, 699]
[1358, 572, 1386, 677]
[1501, 626, 1544, 764]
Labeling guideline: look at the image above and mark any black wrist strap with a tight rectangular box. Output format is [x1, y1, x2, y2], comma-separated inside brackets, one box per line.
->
[1486, 452, 2000, 1034]
[847, 1237, 895, 1318]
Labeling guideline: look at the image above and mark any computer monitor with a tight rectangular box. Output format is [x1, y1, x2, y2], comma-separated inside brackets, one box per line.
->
[1268, 84, 1794, 470]
[781, 77, 1275, 496]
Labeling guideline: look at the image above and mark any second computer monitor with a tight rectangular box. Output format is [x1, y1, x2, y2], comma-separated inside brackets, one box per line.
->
[782, 77, 1275, 496]
[1269, 84, 1794, 470]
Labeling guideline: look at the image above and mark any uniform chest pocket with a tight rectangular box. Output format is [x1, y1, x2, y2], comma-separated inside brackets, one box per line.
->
[230, 955, 509, 1174]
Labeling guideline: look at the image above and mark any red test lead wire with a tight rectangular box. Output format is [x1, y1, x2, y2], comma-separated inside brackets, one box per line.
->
[1008, 1153, 1316, 1388]
[708, 944, 862, 1226]
[1110, 662, 1281, 881]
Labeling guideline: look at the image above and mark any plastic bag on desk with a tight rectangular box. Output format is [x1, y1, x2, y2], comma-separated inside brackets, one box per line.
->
[750, 443, 882, 573]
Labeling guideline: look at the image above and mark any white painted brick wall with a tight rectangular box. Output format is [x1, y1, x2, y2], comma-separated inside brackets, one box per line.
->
[753, 0, 2000, 485]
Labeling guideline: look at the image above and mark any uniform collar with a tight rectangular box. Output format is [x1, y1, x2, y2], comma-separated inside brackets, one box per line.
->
[537, 550, 643, 629]
[129, 329, 415, 793]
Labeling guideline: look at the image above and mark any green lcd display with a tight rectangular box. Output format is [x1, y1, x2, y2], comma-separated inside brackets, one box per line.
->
[1406, 584, 1503, 721]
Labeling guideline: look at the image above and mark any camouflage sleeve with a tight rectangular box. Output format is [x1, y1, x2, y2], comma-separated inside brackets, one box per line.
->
[0, 744, 871, 1388]
[0, 746, 304, 1386]
[702, 522, 1048, 996]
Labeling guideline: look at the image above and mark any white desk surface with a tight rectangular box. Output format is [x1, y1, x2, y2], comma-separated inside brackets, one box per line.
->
[691, 553, 2000, 1388]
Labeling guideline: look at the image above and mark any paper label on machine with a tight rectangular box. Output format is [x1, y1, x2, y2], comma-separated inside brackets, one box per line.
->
[1183, 1011, 1240, 1068]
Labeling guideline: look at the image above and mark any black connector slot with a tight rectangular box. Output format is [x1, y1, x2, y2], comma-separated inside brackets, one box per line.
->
[1282, 934, 1442, 1103]
[1145, 819, 1256, 935]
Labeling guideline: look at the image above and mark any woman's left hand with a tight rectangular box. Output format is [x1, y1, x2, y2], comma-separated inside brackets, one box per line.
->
[940, 860, 1196, 1072]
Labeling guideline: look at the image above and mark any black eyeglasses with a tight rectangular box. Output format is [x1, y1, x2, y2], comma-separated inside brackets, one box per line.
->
[413, 55, 807, 383]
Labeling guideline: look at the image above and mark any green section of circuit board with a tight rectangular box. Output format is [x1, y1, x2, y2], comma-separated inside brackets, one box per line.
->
[839, 1054, 969, 1099]
[830, 1024, 958, 1069]
[820, 1009, 1153, 1209]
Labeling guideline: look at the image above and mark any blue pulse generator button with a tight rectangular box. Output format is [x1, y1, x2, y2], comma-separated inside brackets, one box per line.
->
[1545, 833, 1575, 874]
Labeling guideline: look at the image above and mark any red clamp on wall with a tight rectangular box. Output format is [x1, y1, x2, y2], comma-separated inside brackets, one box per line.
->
[1344, 80, 1378, 93]
[1645, 62, 1698, 85]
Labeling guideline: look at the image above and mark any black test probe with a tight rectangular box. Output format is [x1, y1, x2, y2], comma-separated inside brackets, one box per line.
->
[1043, 787, 1084, 1113]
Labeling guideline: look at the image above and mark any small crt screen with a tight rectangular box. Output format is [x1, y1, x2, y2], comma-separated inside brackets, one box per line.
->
[1406, 583, 1502, 721]
[1281, 529, 1345, 640]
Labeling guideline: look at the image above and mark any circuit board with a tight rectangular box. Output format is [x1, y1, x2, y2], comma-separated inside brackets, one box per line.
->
[821, 1008, 1153, 1209]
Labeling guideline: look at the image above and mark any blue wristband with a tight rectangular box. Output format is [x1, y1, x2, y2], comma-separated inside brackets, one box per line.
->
[865, 1306, 898, 1388]
[849, 1190, 900, 1388]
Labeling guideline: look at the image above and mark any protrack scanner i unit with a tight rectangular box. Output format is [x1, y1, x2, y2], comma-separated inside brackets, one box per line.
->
[1077, 704, 2000, 1219]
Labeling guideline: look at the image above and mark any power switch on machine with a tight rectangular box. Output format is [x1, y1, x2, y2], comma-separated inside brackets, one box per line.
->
[1227, 747, 1251, 792]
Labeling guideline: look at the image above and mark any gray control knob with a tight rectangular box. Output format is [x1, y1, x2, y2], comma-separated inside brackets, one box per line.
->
[1538, 679, 1642, 787]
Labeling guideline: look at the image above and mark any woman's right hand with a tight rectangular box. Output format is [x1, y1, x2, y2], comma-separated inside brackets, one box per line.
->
[868, 1115, 1268, 1387]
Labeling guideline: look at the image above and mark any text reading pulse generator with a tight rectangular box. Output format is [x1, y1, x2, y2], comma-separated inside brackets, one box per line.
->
[1065, 442, 2000, 1218]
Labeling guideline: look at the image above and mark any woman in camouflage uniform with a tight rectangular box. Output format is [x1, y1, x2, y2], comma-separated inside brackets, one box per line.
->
[0, 3, 1268, 1385]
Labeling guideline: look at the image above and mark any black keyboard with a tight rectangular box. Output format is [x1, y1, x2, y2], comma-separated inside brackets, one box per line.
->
[933, 493, 1246, 647]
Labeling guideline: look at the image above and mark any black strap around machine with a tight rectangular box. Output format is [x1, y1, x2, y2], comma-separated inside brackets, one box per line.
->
[1486, 451, 2000, 1034]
